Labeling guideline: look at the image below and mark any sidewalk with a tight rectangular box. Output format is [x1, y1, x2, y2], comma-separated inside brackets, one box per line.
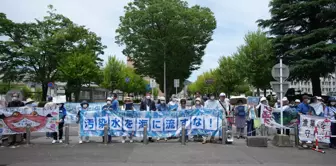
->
[1, 135, 336, 166]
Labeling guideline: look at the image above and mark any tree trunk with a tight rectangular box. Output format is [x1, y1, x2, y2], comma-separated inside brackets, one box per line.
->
[41, 82, 48, 101]
[263, 89, 267, 97]
[256, 88, 260, 96]
[65, 89, 71, 102]
[311, 74, 322, 96]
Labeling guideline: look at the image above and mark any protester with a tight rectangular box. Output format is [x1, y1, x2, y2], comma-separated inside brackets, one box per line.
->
[168, 96, 179, 111]
[140, 92, 156, 111]
[246, 105, 256, 136]
[192, 98, 203, 109]
[234, 100, 247, 139]
[156, 98, 161, 109]
[52, 103, 67, 144]
[111, 93, 119, 111]
[276, 97, 290, 136]
[310, 96, 325, 116]
[294, 99, 301, 107]
[122, 97, 134, 143]
[77, 100, 90, 144]
[124, 97, 134, 110]
[296, 95, 315, 148]
[274, 99, 281, 108]
[192, 92, 204, 106]
[7, 93, 25, 148]
[178, 99, 189, 110]
[102, 97, 113, 143]
[218, 93, 230, 116]
[44, 96, 56, 139]
[157, 96, 168, 111]
[324, 97, 336, 148]
[203, 94, 221, 144]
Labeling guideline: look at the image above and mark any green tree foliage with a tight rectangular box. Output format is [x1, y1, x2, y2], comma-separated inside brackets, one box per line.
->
[234, 30, 275, 96]
[257, 0, 336, 96]
[115, 0, 216, 99]
[0, 5, 105, 101]
[102, 56, 147, 94]
[58, 53, 102, 102]
[0, 83, 32, 99]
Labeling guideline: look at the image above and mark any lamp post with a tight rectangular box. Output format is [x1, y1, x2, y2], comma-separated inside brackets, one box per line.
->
[140, 36, 190, 103]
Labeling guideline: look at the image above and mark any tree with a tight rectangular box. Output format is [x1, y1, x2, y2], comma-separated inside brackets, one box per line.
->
[115, 0, 216, 99]
[234, 30, 275, 96]
[58, 53, 101, 102]
[257, 0, 336, 96]
[216, 56, 243, 97]
[102, 56, 126, 92]
[0, 5, 105, 101]
[119, 67, 147, 94]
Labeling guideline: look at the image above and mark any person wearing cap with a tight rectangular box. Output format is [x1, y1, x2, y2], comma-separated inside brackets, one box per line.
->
[192, 98, 203, 109]
[192, 92, 204, 106]
[296, 95, 315, 115]
[276, 97, 290, 136]
[168, 95, 179, 111]
[294, 99, 301, 107]
[202, 93, 221, 144]
[157, 96, 168, 111]
[124, 97, 134, 111]
[6, 93, 25, 148]
[324, 97, 336, 148]
[218, 93, 230, 116]
[256, 97, 270, 136]
[234, 99, 248, 139]
[52, 102, 67, 144]
[140, 92, 156, 111]
[77, 100, 90, 144]
[121, 97, 134, 143]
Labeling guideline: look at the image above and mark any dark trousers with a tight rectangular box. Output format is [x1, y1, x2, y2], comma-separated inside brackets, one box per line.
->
[247, 120, 256, 136]
[102, 136, 112, 143]
[331, 122, 336, 147]
[53, 122, 64, 140]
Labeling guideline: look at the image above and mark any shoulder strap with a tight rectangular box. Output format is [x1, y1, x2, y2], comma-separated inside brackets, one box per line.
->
[218, 100, 226, 111]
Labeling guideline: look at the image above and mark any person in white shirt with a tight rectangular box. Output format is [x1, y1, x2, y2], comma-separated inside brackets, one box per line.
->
[276, 97, 290, 135]
[218, 93, 230, 116]
[202, 94, 221, 144]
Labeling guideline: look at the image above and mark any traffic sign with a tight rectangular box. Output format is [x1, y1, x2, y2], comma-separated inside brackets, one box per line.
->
[205, 79, 214, 84]
[174, 79, 180, 88]
[146, 84, 151, 91]
[125, 77, 130, 83]
[150, 79, 156, 88]
[47, 82, 54, 88]
[270, 81, 290, 99]
[272, 63, 290, 81]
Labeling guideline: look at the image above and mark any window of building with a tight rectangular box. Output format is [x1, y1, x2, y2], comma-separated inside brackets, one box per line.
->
[322, 88, 325, 91]
[329, 88, 332, 92]
[322, 82, 324, 85]
[329, 82, 331, 85]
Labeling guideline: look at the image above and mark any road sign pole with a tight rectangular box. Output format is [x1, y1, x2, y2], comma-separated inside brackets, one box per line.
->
[176, 87, 177, 96]
[280, 58, 283, 135]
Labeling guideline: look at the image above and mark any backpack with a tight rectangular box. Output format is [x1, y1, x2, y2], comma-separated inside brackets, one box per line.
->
[237, 106, 246, 117]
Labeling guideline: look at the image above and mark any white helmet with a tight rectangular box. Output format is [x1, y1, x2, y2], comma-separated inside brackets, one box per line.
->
[219, 93, 226, 97]
[260, 97, 267, 102]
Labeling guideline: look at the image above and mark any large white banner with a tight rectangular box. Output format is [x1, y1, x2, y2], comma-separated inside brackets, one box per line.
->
[299, 115, 331, 143]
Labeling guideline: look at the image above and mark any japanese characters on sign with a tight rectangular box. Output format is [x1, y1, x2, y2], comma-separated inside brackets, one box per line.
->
[299, 115, 331, 143]
[79, 109, 223, 138]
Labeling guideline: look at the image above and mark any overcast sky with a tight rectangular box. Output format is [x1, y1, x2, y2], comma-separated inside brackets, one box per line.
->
[0, 0, 271, 82]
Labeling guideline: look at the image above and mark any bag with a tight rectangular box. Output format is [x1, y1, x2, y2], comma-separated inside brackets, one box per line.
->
[237, 106, 246, 117]
[253, 118, 261, 128]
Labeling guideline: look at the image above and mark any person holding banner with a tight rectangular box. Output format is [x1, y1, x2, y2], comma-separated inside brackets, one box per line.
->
[7, 93, 25, 148]
[297, 95, 315, 148]
[77, 100, 90, 144]
[122, 97, 134, 143]
[168, 96, 179, 111]
[101, 97, 113, 143]
[157, 97, 168, 111]
[234, 100, 247, 139]
[140, 92, 156, 111]
[52, 103, 67, 144]
[178, 99, 189, 110]
[203, 94, 221, 144]
[325, 97, 336, 148]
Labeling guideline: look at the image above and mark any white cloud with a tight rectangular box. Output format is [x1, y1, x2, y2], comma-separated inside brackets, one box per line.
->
[0, 0, 271, 82]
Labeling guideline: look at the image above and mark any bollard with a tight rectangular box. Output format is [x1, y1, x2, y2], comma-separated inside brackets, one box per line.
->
[103, 124, 108, 145]
[294, 124, 299, 147]
[260, 124, 265, 136]
[143, 125, 148, 145]
[65, 123, 70, 144]
[25, 124, 31, 145]
[181, 125, 186, 145]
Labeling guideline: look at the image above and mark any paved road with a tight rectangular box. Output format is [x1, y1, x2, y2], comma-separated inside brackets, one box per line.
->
[1, 133, 335, 166]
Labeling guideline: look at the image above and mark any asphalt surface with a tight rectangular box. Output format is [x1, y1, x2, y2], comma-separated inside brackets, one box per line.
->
[1, 126, 335, 166]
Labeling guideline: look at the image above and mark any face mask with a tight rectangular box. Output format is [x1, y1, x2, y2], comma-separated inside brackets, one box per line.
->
[107, 101, 112, 105]
[307, 100, 310, 103]
[12, 97, 18, 101]
[261, 101, 266, 105]
[196, 101, 200, 105]
[331, 102, 336, 106]
[83, 104, 88, 108]
[146, 96, 151, 99]
[210, 96, 215, 100]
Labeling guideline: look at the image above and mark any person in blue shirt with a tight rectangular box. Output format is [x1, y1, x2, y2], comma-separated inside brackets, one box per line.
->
[102, 97, 113, 143]
[111, 93, 119, 111]
[296, 95, 315, 115]
[52, 103, 66, 144]
[157, 96, 168, 111]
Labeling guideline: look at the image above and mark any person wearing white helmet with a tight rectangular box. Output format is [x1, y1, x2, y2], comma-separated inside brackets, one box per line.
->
[256, 97, 270, 136]
[218, 93, 230, 116]
[276, 97, 290, 136]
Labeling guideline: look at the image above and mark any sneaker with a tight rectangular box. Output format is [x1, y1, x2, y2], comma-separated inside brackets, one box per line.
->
[129, 139, 133, 143]
[164, 138, 167, 142]
[157, 138, 160, 141]
[302, 144, 308, 148]
[52, 140, 56, 144]
[121, 140, 125, 143]
[85, 140, 90, 143]
[79, 140, 83, 144]
[59, 140, 63, 143]
[9, 145, 16, 149]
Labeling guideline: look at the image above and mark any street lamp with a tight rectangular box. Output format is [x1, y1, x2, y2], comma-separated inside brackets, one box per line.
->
[140, 36, 190, 103]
